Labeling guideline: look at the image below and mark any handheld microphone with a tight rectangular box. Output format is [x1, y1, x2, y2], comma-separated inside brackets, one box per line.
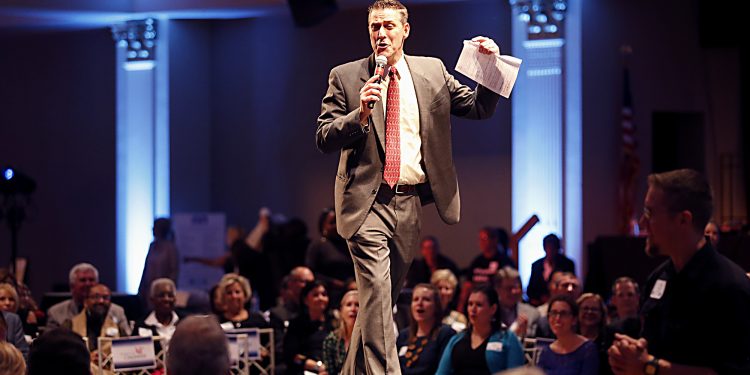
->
[368, 55, 388, 109]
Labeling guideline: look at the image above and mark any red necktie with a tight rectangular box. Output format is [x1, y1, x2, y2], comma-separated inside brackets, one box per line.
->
[383, 66, 400, 188]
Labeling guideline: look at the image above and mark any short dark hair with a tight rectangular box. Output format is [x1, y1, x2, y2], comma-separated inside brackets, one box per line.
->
[647, 169, 713, 233]
[368, 0, 408, 24]
[28, 329, 91, 375]
[611, 276, 640, 296]
[468, 284, 505, 333]
[548, 294, 579, 319]
[543, 233, 561, 251]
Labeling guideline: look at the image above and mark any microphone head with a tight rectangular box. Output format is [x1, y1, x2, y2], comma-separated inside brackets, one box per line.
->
[375, 55, 387, 66]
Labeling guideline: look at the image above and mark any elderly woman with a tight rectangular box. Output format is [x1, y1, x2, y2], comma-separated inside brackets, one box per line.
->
[216, 273, 268, 329]
[0, 282, 38, 337]
[431, 269, 468, 332]
[436, 284, 524, 374]
[132, 278, 180, 344]
[321, 290, 359, 375]
[397, 283, 456, 375]
[284, 280, 334, 374]
[538, 295, 598, 375]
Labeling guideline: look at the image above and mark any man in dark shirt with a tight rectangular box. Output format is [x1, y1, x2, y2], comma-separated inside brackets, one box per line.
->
[608, 169, 750, 375]
[467, 227, 514, 284]
[406, 236, 460, 287]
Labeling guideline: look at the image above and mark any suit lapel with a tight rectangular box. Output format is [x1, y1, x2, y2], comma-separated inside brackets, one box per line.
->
[405, 56, 432, 143]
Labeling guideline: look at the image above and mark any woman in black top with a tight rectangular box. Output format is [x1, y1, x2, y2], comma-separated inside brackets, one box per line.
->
[397, 283, 456, 375]
[284, 280, 334, 374]
[215, 273, 269, 329]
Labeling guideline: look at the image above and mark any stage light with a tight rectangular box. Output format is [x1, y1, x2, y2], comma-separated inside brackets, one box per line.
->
[3, 168, 13, 181]
[510, 0, 566, 39]
[535, 13, 548, 23]
[0, 166, 36, 195]
[528, 25, 542, 34]
[112, 19, 158, 63]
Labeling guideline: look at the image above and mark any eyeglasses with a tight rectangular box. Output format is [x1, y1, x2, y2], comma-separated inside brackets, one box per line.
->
[88, 294, 111, 301]
[580, 307, 601, 314]
[548, 310, 572, 318]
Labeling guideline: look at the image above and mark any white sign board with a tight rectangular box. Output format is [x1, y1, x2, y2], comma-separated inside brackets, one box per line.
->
[227, 328, 262, 360]
[173, 213, 226, 290]
[111, 336, 156, 371]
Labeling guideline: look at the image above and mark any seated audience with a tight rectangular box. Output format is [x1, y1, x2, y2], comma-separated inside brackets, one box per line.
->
[215, 273, 268, 329]
[271, 266, 315, 324]
[535, 271, 567, 317]
[133, 278, 180, 343]
[606, 277, 640, 339]
[536, 272, 581, 338]
[138, 217, 179, 306]
[577, 293, 610, 374]
[494, 266, 540, 339]
[704, 220, 720, 248]
[167, 315, 230, 375]
[284, 280, 334, 374]
[406, 236, 460, 288]
[306, 208, 354, 306]
[27, 329, 91, 375]
[0, 282, 38, 337]
[436, 284, 524, 374]
[47, 263, 130, 335]
[322, 290, 359, 375]
[0, 341, 25, 375]
[397, 283, 456, 375]
[527, 234, 575, 306]
[467, 227, 515, 285]
[63, 283, 129, 352]
[537, 295, 598, 375]
[431, 269, 467, 332]
[0, 270, 41, 337]
[1, 311, 29, 361]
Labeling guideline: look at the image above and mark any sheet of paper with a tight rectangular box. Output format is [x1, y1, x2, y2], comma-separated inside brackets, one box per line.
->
[455, 40, 522, 98]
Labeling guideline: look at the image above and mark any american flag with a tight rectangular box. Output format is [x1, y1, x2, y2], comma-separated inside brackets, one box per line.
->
[618, 61, 640, 235]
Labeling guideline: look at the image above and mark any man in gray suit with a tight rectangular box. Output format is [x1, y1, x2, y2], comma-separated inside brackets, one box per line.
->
[2, 310, 29, 359]
[46, 263, 130, 335]
[316, 1, 504, 373]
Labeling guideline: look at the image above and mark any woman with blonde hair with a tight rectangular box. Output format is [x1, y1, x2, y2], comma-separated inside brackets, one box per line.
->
[215, 273, 268, 329]
[577, 293, 610, 375]
[0, 341, 26, 375]
[431, 269, 468, 331]
[321, 290, 359, 375]
[0, 282, 38, 336]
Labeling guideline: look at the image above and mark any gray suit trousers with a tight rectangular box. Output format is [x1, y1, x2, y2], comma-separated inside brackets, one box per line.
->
[341, 187, 421, 375]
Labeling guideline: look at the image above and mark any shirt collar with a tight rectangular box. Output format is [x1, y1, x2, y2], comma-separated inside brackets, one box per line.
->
[144, 311, 179, 328]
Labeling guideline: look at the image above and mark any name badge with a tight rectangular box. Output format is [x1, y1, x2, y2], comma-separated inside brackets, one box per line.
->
[650, 279, 667, 300]
[486, 342, 503, 352]
[398, 346, 408, 357]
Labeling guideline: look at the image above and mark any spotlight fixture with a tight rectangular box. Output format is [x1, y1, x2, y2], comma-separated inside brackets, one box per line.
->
[509, 0, 567, 39]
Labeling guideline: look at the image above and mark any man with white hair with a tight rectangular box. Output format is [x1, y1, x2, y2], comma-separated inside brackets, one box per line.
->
[46, 263, 130, 335]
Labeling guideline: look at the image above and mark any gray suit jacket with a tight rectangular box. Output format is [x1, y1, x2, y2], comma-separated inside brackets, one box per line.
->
[3, 311, 29, 359]
[46, 299, 131, 335]
[317, 54, 501, 239]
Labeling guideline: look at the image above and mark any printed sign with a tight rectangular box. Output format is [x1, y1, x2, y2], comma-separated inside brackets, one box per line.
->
[111, 336, 156, 371]
[227, 328, 262, 360]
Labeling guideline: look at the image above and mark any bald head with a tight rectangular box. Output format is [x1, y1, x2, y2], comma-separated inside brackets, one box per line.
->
[167, 315, 229, 375]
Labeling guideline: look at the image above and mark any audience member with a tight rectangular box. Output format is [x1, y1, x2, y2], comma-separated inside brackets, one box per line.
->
[406, 236, 460, 288]
[0, 310, 6, 339]
[527, 234, 575, 306]
[284, 280, 335, 374]
[606, 277, 640, 339]
[535, 272, 580, 339]
[322, 290, 359, 375]
[436, 284, 524, 374]
[466, 227, 515, 285]
[132, 278, 180, 343]
[271, 266, 315, 324]
[494, 266, 540, 339]
[215, 273, 268, 329]
[0, 282, 38, 337]
[704, 220, 720, 248]
[0, 341, 25, 375]
[63, 283, 129, 352]
[27, 328, 91, 375]
[609, 169, 750, 374]
[577, 293, 610, 375]
[397, 283, 456, 375]
[167, 315, 230, 375]
[430, 269, 467, 332]
[0, 270, 41, 337]
[538, 295, 598, 375]
[306, 208, 355, 306]
[0, 311, 27, 360]
[46, 263, 129, 335]
[138, 218, 179, 305]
